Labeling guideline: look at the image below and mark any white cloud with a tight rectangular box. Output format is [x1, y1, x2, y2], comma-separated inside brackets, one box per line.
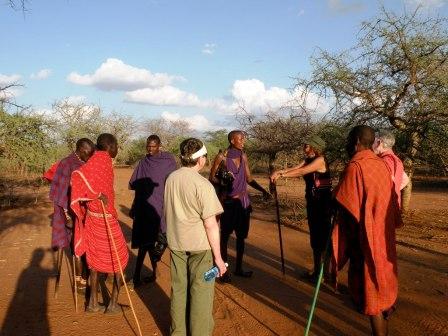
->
[30, 69, 52, 80]
[161, 111, 218, 131]
[328, 0, 364, 14]
[123, 77, 329, 117]
[202, 43, 217, 55]
[0, 73, 21, 86]
[405, 0, 447, 7]
[125, 86, 202, 107]
[230, 79, 292, 112]
[227, 79, 330, 116]
[0, 73, 23, 100]
[67, 58, 183, 91]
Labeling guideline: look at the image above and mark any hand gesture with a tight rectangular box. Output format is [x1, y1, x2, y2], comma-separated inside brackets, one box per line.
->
[270, 171, 281, 183]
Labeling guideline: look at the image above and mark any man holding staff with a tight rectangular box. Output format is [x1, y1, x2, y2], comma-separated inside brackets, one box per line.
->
[209, 130, 270, 282]
[48, 138, 95, 290]
[71, 133, 129, 314]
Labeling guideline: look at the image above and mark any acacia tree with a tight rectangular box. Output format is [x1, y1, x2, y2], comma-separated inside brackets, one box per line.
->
[51, 99, 136, 154]
[237, 106, 313, 173]
[296, 7, 448, 211]
[0, 108, 57, 174]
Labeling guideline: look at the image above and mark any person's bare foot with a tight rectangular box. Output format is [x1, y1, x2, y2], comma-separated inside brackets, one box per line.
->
[85, 303, 105, 313]
[105, 304, 130, 315]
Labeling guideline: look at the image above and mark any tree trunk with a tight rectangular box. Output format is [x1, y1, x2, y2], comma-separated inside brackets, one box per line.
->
[401, 178, 412, 214]
[268, 152, 277, 175]
[401, 131, 421, 213]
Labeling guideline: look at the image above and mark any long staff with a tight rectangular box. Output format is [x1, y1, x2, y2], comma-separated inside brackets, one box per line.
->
[54, 248, 64, 298]
[270, 181, 285, 275]
[72, 255, 78, 312]
[304, 214, 336, 336]
[100, 200, 143, 336]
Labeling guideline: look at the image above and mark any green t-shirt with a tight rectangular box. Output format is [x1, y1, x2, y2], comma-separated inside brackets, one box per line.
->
[164, 167, 224, 251]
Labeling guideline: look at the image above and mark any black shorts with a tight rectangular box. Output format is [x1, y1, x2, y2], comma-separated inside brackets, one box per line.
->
[220, 199, 251, 239]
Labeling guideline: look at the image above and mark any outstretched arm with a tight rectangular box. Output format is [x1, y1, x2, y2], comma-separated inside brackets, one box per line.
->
[271, 157, 326, 182]
[243, 153, 271, 198]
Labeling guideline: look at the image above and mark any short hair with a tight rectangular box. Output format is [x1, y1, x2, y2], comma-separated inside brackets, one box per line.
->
[227, 130, 244, 144]
[349, 125, 375, 149]
[75, 138, 94, 151]
[377, 130, 395, 149]
[147, 134, 161, 144]
[96, 133, 117, 151]
[179, 138, 203, 167]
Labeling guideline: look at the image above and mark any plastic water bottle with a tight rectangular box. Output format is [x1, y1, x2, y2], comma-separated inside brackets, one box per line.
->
[204, 263, 228, 282]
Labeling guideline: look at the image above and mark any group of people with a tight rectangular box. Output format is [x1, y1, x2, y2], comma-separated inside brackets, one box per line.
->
[45, 125, 406, 336]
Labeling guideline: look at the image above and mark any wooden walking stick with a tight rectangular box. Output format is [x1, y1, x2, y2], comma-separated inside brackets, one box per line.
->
[100, 200, 143, 336]
[72, 255, 78, 312]
[270, 181, 286, 275]
[54, 248, 64, 298]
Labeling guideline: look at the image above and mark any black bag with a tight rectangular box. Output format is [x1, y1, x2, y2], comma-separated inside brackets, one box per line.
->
[151, 232, 167, 262]
[213, 150, 235, 196]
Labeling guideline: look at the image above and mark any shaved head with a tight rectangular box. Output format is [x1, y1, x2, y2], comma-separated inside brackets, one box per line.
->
[346, 125, 375, 157]
[227, 130, 244, 144]
[76, 138, 94, 151]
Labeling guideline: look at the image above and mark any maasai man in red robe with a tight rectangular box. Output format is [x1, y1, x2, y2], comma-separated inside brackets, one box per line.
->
[332, 125, 402, 336]
[71, 133, 129, 314]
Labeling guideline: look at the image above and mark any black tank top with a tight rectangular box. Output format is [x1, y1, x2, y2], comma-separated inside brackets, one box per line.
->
[303, 156, 332, 196]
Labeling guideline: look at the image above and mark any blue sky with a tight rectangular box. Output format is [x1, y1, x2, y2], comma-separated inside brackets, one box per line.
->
[1, 0, 447, 131]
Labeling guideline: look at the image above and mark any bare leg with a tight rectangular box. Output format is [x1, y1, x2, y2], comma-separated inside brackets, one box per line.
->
[86, 270, 101, 312]
[106, 272, 122, 314]
[370, 314, 388, 336]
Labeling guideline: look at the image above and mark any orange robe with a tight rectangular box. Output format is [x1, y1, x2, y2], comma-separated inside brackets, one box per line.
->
[332, 149, 402, 315]
[70, 151, 129, 273]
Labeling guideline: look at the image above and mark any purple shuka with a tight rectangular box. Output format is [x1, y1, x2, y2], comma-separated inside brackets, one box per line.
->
[49, 152, 84, 249]
[129, 151, 176, 248]
[226, 148, 250, 209]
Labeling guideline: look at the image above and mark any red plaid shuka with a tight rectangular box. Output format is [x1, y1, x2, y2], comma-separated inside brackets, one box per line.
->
[332, 149, 402, 316]
[70, 151, 129, 273]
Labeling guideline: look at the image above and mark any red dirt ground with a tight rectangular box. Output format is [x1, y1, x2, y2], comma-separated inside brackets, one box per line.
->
[0, 168, 447, 336]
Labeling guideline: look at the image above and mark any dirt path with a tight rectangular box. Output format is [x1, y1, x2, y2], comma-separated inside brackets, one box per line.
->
[0, 168, 447, 336]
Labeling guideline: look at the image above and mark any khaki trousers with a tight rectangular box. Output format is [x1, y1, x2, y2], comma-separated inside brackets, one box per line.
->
[170, 249, 215, 336]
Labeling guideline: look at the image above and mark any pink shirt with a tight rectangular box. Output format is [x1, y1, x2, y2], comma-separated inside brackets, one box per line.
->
[379, 150, 404, 208]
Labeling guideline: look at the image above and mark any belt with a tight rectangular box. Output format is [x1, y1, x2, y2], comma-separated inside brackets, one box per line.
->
[87, 210, 112, 218]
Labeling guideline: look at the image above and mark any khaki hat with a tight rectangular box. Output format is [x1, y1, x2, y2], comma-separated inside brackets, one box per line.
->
[304, 135, 326, 151]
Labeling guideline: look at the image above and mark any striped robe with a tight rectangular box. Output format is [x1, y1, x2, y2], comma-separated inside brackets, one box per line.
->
[70, 151, 128, 273]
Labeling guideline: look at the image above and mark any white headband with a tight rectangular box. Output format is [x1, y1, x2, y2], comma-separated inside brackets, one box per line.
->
[191, 145, 207, 159]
